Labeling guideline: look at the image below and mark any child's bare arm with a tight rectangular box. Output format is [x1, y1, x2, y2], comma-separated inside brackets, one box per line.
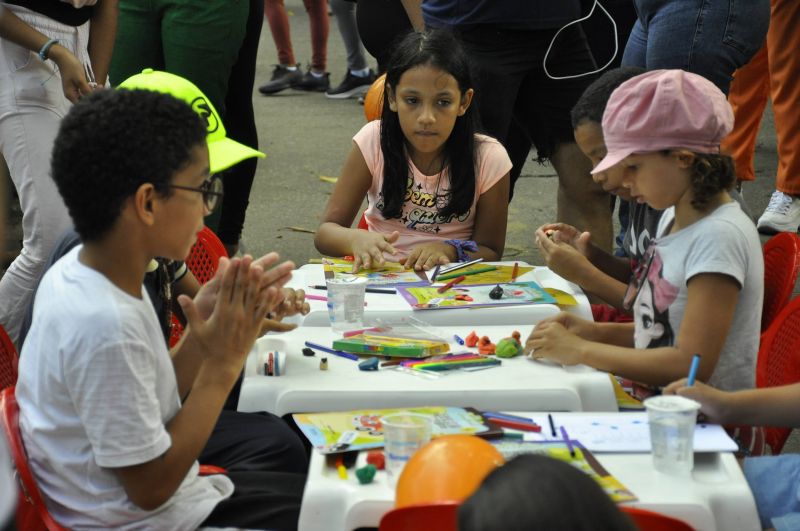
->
[529, 273, 740, 387]
[113, 258, 272, 510]
[315, 143, 398, 271]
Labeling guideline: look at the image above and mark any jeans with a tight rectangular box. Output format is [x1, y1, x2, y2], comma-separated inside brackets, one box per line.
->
[623, 0, 770, 95]
[0, 6, 86, 345]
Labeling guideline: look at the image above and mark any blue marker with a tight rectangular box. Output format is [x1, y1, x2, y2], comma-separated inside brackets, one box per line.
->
[304, 341, 359, 361]
[686, 353, 701, 386]
[454, 334, 465, 345]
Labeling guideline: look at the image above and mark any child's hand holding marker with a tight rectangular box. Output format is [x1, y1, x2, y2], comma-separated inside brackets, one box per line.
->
[350, 230, 400, 272]
[663, 378, 732, 424]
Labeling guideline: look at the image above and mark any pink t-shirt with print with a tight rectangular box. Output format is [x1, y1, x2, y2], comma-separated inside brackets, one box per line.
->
[354, 120, 512, 259]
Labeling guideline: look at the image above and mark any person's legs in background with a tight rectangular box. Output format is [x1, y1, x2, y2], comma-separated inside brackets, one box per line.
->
[0, 9, 87, 345]
[108, 0, 165, 84]
[291, 0, 331, 92]
[259, 0, 303, 94]
[355, 0, 412, 73]
[326, 0, 375, 99]
[731, 0, 800, 234]
[217, 0, 264, 255]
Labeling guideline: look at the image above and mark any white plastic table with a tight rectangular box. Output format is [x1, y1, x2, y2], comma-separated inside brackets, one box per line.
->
[237, 325, 617, 415]
[282, 262, 594, 326]
[298, 441, 759, 531]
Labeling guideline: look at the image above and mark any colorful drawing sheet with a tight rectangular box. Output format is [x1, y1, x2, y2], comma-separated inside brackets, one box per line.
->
[322, 258, 428, 286]
[397, 281, 557, 310]
[491, 440, 637, 503]
[293, 406, 497, 454]
[433, 263, 535, 285]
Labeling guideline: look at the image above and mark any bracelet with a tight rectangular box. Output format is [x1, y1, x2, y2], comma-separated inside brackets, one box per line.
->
[38, 38, 59, 62]
[444, 239, 478, 262]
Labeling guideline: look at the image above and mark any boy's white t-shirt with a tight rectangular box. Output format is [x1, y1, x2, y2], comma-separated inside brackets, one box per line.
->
[632, 201, 763, 391]
[15, 246, 233, 530]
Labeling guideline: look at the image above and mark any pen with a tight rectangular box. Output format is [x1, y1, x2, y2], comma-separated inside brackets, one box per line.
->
[453, 334, 465, 345]
[436, 266, 497, 282]
[687, 353, 701, 387]
[490, 418, 542, 432]
[548, 413, 557, 437]
[437, 275, 466, 293]
[431, 264, 441, 283]
[438, 257, 484, 276]
[311, 285, 396, 294]
[304, 341, 359, 361]
[560, 426, 575, 458]
[511, 262, 519, 282]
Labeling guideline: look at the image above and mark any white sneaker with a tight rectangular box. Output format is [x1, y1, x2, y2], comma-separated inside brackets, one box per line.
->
[757, 191, 800, 234]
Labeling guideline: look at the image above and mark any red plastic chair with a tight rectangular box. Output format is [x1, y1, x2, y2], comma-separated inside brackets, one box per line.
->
[0, 325, 18, 391]
[620, 506, 694, 531]
[761, 233, 800, 333]
[379, 502, 460, 531]
[169, 226, 228, 347]
[1, 387, 67, 531]
[756, 295, 800, 454]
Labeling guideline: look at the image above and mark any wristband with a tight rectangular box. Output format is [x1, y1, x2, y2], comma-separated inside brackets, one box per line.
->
[444, 239, 478, 262]
[38, 39, 59, 62]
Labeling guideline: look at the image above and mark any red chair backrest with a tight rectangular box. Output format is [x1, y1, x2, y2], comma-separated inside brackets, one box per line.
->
[756, 295, 800, 453]
[1, 387, 67, 531]
[762, 233, 800, 333]
[170, 227, 228, 347]
[620, 506, 694, 531]
[0, 325, 18, 390]
[186, 226, 228, 285]
[379, 502, 460, 531]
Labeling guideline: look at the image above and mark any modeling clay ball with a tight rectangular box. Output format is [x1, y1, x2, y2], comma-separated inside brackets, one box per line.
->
[395, 435, 504, 508]
[545, 229, 555, 240]
[356, 464, 377, 484]
[489, 285, 504, 299]
[366, 450, 386, 470]
[465, 331, 479, 348]
[477, 336, 496, 355]
[358, 357, 379, 371]
[511, 330, 521, 342]
[302, 347, 315, 357]
[496, 337, 523, 358]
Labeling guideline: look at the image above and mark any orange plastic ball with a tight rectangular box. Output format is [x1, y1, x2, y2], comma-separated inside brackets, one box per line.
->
[363, 73, 386, 122]
[395, 435, 505, 508]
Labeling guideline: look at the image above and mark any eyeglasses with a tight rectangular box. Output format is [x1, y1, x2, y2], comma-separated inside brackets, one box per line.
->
[622, 243, 656, 312]
[165, 175, 224, 213]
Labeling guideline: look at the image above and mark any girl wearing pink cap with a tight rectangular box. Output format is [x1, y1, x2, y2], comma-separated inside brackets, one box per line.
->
[527, 70, 763, 398]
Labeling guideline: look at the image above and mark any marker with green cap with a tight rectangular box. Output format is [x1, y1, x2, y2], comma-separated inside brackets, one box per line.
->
[117, 69, 265, 174]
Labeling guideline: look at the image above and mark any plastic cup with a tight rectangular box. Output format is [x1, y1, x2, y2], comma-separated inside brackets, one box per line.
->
[644, 395, 701, 475]
[326, 277, 367, 333]
[381, 412, 433, 485]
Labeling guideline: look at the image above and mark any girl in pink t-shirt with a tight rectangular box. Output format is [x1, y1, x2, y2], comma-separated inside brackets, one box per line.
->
[315, 30, 511, 272]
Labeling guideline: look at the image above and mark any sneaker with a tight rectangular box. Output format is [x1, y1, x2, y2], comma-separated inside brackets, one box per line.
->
[292, 69, 330, 92]
[757, 191, 800, 233]
[326, 69, 376, 99]
[258, 64, 303, 95]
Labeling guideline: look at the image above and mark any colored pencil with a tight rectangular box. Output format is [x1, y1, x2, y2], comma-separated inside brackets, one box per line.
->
[483, 412, 538, 424]
[436, 266, 498, 281]
[311, 284, 396, 294]
[304, 341, 359, 361]
[511, 262, 519, 282]
[305, 294, 328, 302]
[548, 414, 557, 437]
[687, 353, 701, 386]
[438, 257, 483, 276]
[437, 275, 466, 293]
[431, 265, 441, 283]
[560, 426, 576, 457]
[490, 418, 542, 432]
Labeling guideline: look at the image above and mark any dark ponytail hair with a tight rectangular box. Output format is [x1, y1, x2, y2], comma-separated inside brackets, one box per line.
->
[379, 29, 479, 219]
[688, 153, 736, 210]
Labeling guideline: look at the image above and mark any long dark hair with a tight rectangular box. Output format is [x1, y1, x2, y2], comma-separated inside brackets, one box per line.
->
[379, 29, 479, 219]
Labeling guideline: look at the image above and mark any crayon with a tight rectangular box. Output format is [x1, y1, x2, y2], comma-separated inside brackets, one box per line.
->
[436, 266, 498, 282]
[511, 262, 519, 282]
[489, 418, 542, 432]
[437, 275, 466, 293]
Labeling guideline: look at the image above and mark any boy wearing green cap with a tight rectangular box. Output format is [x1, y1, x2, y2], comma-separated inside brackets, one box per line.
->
[15, 89, 305, 529]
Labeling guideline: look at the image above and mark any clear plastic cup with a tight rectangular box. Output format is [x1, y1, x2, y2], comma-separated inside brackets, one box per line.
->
[381, 412, 433, 485]
[644, 395, 701, 475]
[326, 277, 367, 333]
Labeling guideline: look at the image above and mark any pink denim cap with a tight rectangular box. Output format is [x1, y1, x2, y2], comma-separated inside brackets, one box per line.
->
[592, 69, 734, 175]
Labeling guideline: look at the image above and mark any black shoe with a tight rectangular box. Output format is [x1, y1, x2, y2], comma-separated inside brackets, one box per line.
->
[292, 69, 330, 92]
[258, 64, 303, 95]
[326, 69, 376, 99]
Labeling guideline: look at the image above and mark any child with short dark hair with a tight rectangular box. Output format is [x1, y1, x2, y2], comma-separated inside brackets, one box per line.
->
[16, 89, 304, 530]
[528, 70, 763, 394]
[315, 29, 511, 272]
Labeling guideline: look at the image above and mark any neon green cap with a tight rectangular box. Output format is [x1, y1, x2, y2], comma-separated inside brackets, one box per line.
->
[117, 69, 265, 173]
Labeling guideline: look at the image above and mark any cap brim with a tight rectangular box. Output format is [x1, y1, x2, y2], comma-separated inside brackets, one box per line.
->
[591, 148, 633, 175]
[208, 137, 265, 174]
